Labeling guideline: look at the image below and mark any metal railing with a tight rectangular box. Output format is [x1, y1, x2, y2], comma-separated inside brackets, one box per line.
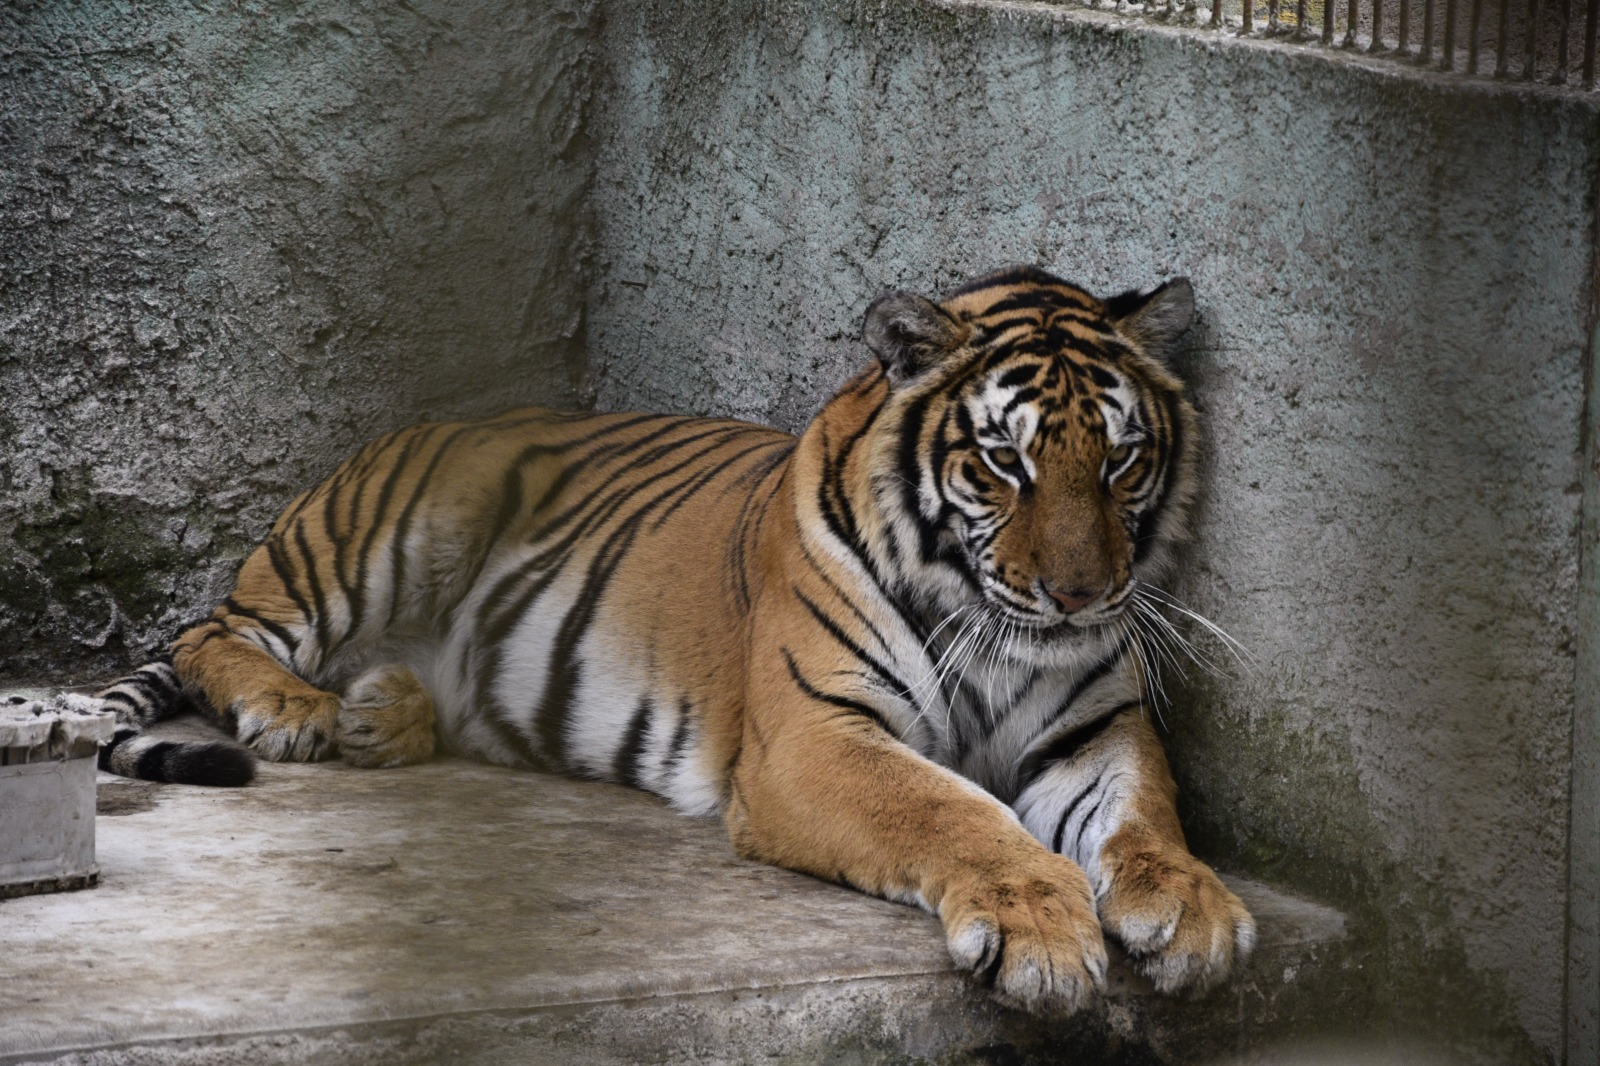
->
[1073, 0, 1599, 89]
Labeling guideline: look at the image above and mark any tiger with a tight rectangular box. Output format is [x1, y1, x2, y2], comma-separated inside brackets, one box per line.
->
[94, 264, 1255, 1013]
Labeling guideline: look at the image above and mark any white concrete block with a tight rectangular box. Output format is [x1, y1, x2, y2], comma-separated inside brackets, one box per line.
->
[0, 694, 114, 898]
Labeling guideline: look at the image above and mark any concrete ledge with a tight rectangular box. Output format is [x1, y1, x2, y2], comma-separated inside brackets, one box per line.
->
[0, 752, 1354, 1064]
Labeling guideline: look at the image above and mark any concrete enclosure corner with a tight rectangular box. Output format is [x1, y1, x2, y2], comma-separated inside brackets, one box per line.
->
[2, 0, 1596, 1062]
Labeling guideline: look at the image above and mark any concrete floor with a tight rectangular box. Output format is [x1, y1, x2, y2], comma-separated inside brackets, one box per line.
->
[0, 745, 1353, 1065]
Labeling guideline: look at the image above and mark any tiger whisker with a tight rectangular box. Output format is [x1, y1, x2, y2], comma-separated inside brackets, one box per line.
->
[1137, 586, 1258, 672]
[1131, 597, 1219, 679]
[1123, 617, 1170, 729]
[910, 607, 987, 725]
[1135, 597, 1229, 679]
[981, 615, 1009, 716]
[951, 613, 1000, 717]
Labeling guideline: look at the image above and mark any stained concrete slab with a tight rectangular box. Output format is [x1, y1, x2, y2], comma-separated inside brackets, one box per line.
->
[0, 754, 1352, 1065]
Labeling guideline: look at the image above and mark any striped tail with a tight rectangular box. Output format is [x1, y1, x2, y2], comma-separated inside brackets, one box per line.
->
[96, 661, 257, 787]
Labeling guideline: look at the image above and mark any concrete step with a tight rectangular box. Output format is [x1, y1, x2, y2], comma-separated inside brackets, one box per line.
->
[0, 751, 1356, 1065]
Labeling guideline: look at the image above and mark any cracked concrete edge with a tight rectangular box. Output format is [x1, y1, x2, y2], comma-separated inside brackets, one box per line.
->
[2, 933, 1373, 1066]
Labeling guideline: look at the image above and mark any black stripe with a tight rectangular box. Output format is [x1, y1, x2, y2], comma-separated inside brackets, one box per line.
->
[263, 535, 318, 645]
[377, 409, 579, 628]
[135, 741, 177, 783]
[386, 424, 479, 624]
[476, 425, 751, 649]
[895, 389, 944, 565]
[221, 598, 300, 657]
[977, 290, 1080, 319]
[796, 538, 892, 653]
[661, 703, 693, 782]
[323, 449, 371, 647]
[476, 423, 749, 639]
[1016, 700, 1137, 792]
[1072, 772, 1130, 858]
[731, 452, 792, 613]
[999, 386, 1042, 416]
[350, 427, 432, 630]
[967, 666, 1047, 747]
[1085, 363, 1119, 390]
[528, 439, 751, 768]
[1052, 772, 1103, 854]
[98, 729, 137, 772]
[1135, 393, 1182, 562]
[809, 402, 931, 647]
[292, 521, 334, 665]
[651, 437, 789, 530]
[122, 666, 171, 690]
[1035, 637, 1131, 730]
[794, 587, 917, 700]
[518, 416, 702, 523]
[782, 648, 896, 736]
[613, 695, 653, 789]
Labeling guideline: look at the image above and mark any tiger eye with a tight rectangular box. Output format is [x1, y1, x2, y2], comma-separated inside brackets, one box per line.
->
[1106, 444, 1133, 466]
[989, 445, 1021, 468]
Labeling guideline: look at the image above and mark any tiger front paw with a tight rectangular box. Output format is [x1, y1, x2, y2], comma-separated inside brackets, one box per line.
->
[1096, 837, 1256, 994]
[940, 852, 1108, 1013]
[233, 690, 341, 763]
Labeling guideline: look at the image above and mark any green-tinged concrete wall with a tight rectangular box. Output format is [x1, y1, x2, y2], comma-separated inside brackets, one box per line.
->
[583, 2, 1600, 1060]
[0, 0, 596, 680]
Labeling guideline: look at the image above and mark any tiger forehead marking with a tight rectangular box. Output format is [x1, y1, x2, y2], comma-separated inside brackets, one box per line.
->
[950, 283, 1155, 447]
[882, 270, 1187, 632]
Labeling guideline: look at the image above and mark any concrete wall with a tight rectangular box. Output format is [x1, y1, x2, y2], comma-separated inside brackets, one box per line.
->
[1573, 261, 1599, 1064]
[584, 2, 1600, 1060]
[0, 0, 596, 680]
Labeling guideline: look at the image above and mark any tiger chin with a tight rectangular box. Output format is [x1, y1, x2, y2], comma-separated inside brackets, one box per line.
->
[96, 264, 1255, 1014]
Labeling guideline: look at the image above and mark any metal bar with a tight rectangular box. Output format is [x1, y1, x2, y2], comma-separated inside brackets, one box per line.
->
[1400, 0, 1412, 52]
[1525, 0, 1542, 78]
[1469, 0, 1485, 69]
[1372, 0, 1386, 48]
[1324, 0, 1337, 42]
[1443, 0, 1458, 67]
[1212, 0, 1223, 27]
[1244, 0, 1254, 33]
[1586, 0, 1598, 87]
[1423, 0, 1437, 61]
[1558, 0, 1573, 83]
[1346, 0, 1359, 43]
[1268, 0, 1281, 34]
[1297, 0, 1310, 38]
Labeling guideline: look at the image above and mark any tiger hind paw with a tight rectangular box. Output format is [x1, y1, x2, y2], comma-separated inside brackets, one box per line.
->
[337, 664, 436, 769]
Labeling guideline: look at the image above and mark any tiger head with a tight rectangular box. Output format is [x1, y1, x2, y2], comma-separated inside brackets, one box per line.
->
[861, 265, 1198, 638]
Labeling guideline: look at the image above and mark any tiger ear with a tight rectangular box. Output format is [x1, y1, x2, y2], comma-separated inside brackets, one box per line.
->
[1104, 278, 1195, 362]
[863, 292, 965, 383]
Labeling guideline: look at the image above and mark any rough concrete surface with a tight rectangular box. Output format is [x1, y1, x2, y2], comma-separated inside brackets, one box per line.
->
[584, 2, 1600, 1060]
[0, 755, 1352, 1066]
[0, 0, 596, 679]
[1570, 249, 1600, 1065]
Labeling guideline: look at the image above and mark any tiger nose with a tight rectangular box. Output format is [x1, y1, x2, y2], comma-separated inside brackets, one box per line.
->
[1044, 583, 1100, 613]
